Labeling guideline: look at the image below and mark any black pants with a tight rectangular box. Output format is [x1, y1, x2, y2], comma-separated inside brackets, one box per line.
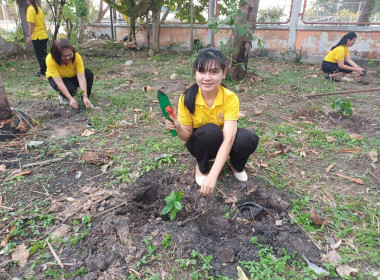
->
[32, 38, 48, 75]
[322, 60, 353, 74]
[186, 123, 259, 174]
[48, 68, 94, 98]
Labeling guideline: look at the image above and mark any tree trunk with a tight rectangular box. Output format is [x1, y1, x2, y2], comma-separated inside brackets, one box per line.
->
[357, 0, 376, 23]
[151, 7, 160, 50]
[160, 8, 169, 23]
[0, 75, 12, 120]
[16, 0, 30, 42]
[95, 0, 110, 22]
[146, 10, 150, 48]
[228, 0, 260, 80]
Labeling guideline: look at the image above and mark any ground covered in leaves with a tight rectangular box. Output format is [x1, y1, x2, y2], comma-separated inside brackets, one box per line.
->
[0, 44, 379, 279]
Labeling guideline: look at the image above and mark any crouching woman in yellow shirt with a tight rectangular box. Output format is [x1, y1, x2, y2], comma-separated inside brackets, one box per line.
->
[46, 38, 93, 109]
[322, 32, 366, 81]
[165, 48, 259, 195]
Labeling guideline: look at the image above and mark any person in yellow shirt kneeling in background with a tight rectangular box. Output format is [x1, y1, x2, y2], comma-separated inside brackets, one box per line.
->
[322, 32, 366, 82]
[46, 38, 94, 109]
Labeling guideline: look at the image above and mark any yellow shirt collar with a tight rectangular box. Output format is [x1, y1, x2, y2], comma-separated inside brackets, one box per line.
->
[195, 86, 224, 109]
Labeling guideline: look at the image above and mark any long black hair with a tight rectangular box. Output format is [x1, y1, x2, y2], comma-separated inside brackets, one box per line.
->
[331, 32, 357, 51]
[184, 48, 227, 114]
[29, 0, 39, 14]
[50, 38, 76, 65]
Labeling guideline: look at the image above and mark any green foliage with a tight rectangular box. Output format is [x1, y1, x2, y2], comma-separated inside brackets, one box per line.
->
[162, 233, 172, 248]
[332, 98, 353, 117]
[62, 0, 88, 43]
[240, 246, 318, 279]
[208, 1, 263, 50]
[103, 0, 151, 41]
[258, 7, 284, 22]
[164, 0, 237, 23]
[161, 190, 183, 220]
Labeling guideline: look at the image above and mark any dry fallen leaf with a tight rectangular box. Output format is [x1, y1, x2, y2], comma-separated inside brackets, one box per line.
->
[0, 164, 6, 172]
[336, 264, 358, 277]
[321, 250, 342, 265]
[338, 148, 362, 153]
[152, 71, 158, 75]
[4, 170, 31, 182]
[238, 111, 246, 118]
[101, 161, 113, 173]
[0, 225, 16, 247]
[325, 163, 336, 173]
[326, 136, 336, 143]
[369, 150, 378, 163]
[237, 266, 249, 280]
[253, 109, 264, 115]
[65, 197, 77, 202]
[81, 129, 96, 137]
[132, 108, 142, 112]
[310, 209, 327, 226]
[11, 244, 30, 268]
[331, 239, 342, 250]
[225, 196, 238, 204]
[334, 172, 364, 185]
[349, 133, 362, 140]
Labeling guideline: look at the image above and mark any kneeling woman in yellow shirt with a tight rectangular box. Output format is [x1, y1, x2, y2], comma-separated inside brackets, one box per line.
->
[165, 48, 259, 195]
[322, 32, 366, 81]
[46, 38, 93, 109]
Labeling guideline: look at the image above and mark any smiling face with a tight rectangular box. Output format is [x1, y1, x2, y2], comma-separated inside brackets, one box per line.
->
[61, 48, 74, 64]
[347, 37, 357, 47]
[195, 61, 226, 96]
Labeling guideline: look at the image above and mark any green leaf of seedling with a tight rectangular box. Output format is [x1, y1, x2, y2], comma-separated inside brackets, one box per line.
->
[176, 190, 183, 201]
[161, 203, 173, 215]
[174, 201, 183, 211]
[169, 208, 178, 220]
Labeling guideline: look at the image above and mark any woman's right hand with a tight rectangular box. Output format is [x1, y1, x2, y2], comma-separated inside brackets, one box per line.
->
[165, 116, 179, 131]
[69, 98, 79, 109]
[355, 67, 365, 76]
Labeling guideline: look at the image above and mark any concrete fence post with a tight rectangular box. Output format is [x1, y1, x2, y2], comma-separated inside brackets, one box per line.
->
[288, 0, 303, 50]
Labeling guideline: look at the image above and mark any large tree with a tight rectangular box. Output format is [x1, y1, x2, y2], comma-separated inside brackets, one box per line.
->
[357, 0, 377, 23]
[103, 0, 151, 43]
[15, 0, 30, 41]
[226, 0, 260, 80]
[95, 0, 110, 22]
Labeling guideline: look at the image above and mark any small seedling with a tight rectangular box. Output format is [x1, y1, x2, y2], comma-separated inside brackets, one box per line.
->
[332, 98, 353, 117]
[161, 190, 183, 220]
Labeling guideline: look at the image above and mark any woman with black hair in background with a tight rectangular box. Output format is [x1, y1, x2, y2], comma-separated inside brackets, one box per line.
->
[322, 32, 366, 82]
[26, 0, 48, 77]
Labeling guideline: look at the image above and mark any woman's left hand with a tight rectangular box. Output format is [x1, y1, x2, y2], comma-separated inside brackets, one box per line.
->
[199, 175, 217, 195]
[83, 96, 92, 108]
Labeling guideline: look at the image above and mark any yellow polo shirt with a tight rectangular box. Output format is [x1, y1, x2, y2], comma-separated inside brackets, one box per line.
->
[178, 86, 239, 129]
[46, 52, 85, 79]
[26, 5, 48, 40]
[324, 46, 349, 63]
